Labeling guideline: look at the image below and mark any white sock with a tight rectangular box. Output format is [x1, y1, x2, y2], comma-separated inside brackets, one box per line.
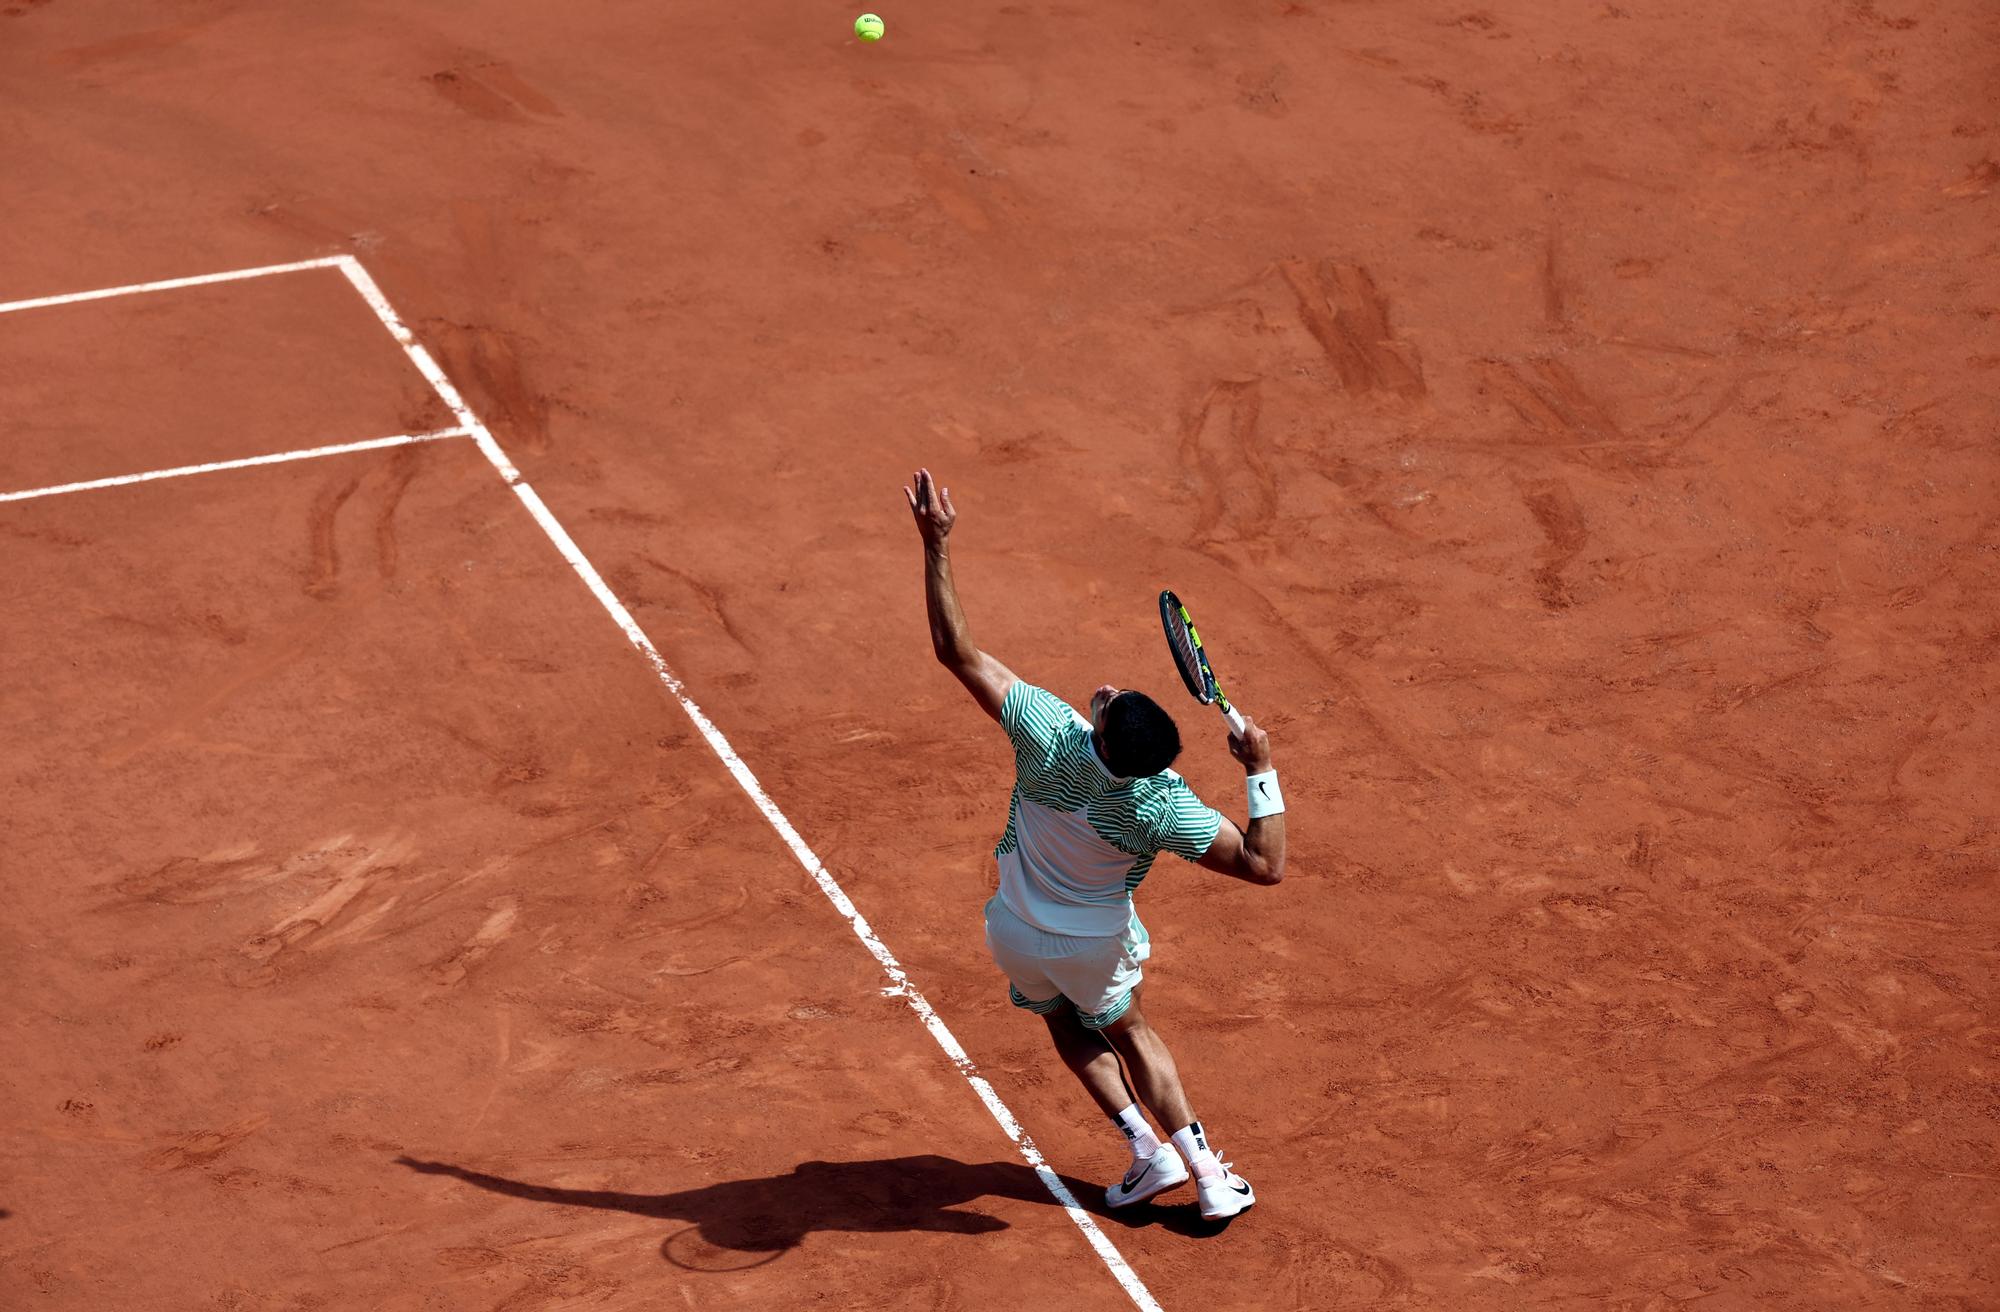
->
[1170, 1121, 1221, 1179]
[1111, 1103, 1161, 1158]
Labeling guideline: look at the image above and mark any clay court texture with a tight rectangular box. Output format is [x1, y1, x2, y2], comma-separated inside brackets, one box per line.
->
[3, 1, 1996, 1309]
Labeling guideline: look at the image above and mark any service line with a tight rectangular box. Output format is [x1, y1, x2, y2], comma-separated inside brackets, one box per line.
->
[332, 254, 1169, 1312]
[0, 428, 472, 504]
[0, 256, 349, 316]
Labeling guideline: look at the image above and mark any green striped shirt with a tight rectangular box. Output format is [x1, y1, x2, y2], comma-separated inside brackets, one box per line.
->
[993, 682, 1224, 936]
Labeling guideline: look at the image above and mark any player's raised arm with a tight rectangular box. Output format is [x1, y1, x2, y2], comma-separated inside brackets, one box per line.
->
[905, 468, 1016, 723]
[1195, 716, 1287, 885]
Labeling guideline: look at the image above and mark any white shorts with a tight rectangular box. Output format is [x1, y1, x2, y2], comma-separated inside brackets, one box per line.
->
[982, 894, 1150, 1029]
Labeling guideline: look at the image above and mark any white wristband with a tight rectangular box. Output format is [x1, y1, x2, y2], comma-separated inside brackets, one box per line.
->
[1246, 770, 1284, 819]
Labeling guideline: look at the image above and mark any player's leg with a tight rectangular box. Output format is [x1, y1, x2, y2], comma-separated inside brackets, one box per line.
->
[1037, 1006, 1181, 1196]
[1098, 993, 1256, 1221]
[1045, 929, 1192, 1207]
[1039, 1002, 1136, 1117]
[1056, 993, 1186, 1208]
[1062, 914, 1197, 1128]
[1096, 991, 1194, 1130]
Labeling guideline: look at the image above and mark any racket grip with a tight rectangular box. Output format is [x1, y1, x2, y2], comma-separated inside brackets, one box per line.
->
[1222, 704, 1247, 738]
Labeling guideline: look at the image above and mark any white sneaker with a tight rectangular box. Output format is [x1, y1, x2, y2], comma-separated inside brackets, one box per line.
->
[1195, 1159, 1255, 1220]
[1105, 1143, 1189, 1208]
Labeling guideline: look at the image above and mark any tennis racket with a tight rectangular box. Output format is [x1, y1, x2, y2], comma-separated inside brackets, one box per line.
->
[1159, 590, 1247, 739]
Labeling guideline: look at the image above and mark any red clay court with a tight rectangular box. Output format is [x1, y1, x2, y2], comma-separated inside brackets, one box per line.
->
[3, 2, 1996, 1309]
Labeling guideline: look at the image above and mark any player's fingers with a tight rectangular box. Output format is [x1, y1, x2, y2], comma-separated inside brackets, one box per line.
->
[942, 487, 955, 516]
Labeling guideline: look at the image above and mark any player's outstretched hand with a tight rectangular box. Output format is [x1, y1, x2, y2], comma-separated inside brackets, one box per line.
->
[904, 467, 956, 548]
[1228, 716, 1273, 773]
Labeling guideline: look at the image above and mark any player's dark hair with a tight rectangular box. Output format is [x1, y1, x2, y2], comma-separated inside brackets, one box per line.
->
[1101, 691, 1182, 778]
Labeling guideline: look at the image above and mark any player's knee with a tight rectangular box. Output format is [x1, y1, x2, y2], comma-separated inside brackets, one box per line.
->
[1100, 1003, 1150, 1047]
[1040, 1002, 1086, 1043]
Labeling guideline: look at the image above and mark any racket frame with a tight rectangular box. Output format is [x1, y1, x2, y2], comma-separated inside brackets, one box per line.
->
[1159, 590, 1248, 737]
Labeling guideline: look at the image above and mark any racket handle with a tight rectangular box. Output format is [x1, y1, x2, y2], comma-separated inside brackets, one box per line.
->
[1221, 703, 1247, 738]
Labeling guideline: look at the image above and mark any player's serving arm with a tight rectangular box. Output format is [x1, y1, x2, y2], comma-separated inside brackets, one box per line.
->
[904, 468, 1284, 885]
[903, 467, 1285, 1221]
[905, 468, 1017, 723]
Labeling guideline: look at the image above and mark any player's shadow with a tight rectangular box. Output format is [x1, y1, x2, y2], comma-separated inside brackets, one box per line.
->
[396, 1153, 1215, 1268]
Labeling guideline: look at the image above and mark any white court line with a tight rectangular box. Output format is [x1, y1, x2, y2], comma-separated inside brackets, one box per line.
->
[0, 428, 472, 504]
[331, 255, 1168, 1312]
[0, 256, 347, 316]
[0, 255, 1164, 1311]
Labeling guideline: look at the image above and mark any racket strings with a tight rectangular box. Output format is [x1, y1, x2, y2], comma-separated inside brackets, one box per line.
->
[1160, 591, 1218, 701]
[1164, 619, 1210, 699]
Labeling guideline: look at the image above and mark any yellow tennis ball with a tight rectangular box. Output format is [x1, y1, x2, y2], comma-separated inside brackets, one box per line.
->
[855, 13, 884, 41]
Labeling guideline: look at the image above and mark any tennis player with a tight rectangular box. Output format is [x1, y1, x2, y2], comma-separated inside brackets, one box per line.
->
[904, 468, 1287, 1221]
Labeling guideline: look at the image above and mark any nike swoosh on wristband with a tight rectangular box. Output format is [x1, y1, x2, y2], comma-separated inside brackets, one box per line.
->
[1257, 781, 1270, 797]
